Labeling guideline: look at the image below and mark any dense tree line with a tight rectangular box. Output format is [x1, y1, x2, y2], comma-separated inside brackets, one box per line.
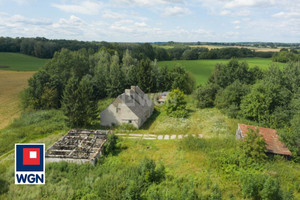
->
[195, 59, 300, 156]
[159, 41, 300, 48]
[23, 48, 195, 126]
[0, 37, 164, 60]
[0, 36, 279, 61]
[272, 49, 300, 63]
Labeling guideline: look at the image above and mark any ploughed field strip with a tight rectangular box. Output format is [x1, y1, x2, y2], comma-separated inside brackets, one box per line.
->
[116, 133, 203, 140]
[46, 129, 110, 164]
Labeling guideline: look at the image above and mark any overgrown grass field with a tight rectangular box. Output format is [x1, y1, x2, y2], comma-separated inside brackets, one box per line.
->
[1, 105, 299, 199]
[0, 53, 49, 71]
[158, 58, 285, 85]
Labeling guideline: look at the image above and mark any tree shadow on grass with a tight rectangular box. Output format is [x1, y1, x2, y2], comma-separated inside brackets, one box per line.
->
[140, 109, 161, 130]
[186, 108, 195, 117]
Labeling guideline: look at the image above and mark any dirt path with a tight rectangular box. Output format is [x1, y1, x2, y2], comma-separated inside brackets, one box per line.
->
[116, 133, 203, 140]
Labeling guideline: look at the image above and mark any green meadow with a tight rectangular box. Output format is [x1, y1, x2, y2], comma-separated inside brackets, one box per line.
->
[158, 58, 285, 85]
[0, 52, 49, 71]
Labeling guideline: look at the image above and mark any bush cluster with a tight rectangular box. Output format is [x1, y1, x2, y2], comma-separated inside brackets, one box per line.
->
[195, 59, 300, 156]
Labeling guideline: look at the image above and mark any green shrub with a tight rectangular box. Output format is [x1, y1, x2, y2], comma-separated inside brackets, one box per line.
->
[138, 158, 165, 185]
[0, 178, 9, 195]
[164, 88, 188, 118]
[240, 174, 292, 200]
[103, 133, 118, 155]
[260, 177, 281, 200]
[240, 128, 267, 163]
[209, 184, 222, 200]
[195, 83, 220, 108]
[241, 173, 266, 199]
[215, 80, 250, 117]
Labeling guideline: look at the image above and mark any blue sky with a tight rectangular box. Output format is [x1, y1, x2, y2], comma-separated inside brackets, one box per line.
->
[0, 0, 299, 42]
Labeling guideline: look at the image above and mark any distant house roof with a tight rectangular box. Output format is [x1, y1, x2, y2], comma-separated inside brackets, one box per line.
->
[161, 91, 169, 96]
[238, 124, 292, 156]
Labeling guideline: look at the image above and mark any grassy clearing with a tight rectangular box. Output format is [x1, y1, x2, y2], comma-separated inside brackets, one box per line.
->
[152, 44, 175, 49]
[0, 53, 49, 71]
[158, 58, 285, 85]
[122, 100, 255, 138]
[0, 70, 34, 129]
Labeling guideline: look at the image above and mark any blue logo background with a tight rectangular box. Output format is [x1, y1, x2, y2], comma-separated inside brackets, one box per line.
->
[16, 144, 44, 172]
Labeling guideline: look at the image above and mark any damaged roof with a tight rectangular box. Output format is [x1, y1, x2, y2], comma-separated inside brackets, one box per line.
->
[238, 123, 292, 156]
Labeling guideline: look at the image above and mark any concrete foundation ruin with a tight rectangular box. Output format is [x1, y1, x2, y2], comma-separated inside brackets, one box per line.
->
[46, 129, 110, 165]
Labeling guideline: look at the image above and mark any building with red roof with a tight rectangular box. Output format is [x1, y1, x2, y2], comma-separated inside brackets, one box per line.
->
[236, 123, 292, 156]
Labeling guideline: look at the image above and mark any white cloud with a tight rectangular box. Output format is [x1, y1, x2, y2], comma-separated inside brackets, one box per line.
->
[52, 0, 103, 15]
[162, 6, 191, 16]
[220, 10, 231, 15]
[102, 10, 125, 19]
[224, 0, 275, 9]
[0, 0, 36, 5]
[272, 11, 300, 18]
[134, 22, 147, 27]
[219, 9, 250, 16]
[110, 0, 184, 7]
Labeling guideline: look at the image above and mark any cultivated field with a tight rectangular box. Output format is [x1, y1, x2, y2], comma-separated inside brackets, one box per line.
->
[0, 71, 34, 129]
[0, 53, 48, 129]
[153, 44, 285, 52]
[0, 52, 49, 71]
[158, 58, 285, 85]
[189, 45, 282, 52]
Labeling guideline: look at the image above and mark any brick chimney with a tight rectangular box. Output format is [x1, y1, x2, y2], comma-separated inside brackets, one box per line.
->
[131, 86, 136, 91]
[125, 89, 131, 95]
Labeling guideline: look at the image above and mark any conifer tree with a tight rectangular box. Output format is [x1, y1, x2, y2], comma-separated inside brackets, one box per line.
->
[137, 58, 155, 93]
[107, 52, 125, 97]
[62, 75, 98, 127]
[91, 50, 111, 99]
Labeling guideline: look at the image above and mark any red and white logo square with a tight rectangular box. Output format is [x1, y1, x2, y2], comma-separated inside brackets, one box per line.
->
[23, 148, 40, 165]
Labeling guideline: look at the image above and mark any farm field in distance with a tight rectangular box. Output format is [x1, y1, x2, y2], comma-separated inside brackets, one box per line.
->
[158, 58, 285, 85]
[0, 52, 49, 71]
[0, 53, 47, 129]
[189, 45, 282, 52]
[0, 70, 34, 129]
[154, 44, 284, 52]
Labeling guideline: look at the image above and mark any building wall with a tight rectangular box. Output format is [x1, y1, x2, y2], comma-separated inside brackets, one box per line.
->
[46, 158, 90, 164]
[100, 89, 154, 129]
[236, 126, 242, 139]
[100, 102, 140, 128]
[100, 104, 121, 127]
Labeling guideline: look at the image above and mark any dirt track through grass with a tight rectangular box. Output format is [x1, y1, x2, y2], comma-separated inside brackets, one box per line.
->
[0, 70, 34, 129]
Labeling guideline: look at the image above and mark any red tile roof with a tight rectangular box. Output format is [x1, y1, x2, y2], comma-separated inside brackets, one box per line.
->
[238, 124, 292, 156]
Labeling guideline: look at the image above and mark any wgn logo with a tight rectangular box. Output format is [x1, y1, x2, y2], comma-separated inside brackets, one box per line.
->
[15, 144, 45, 184]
